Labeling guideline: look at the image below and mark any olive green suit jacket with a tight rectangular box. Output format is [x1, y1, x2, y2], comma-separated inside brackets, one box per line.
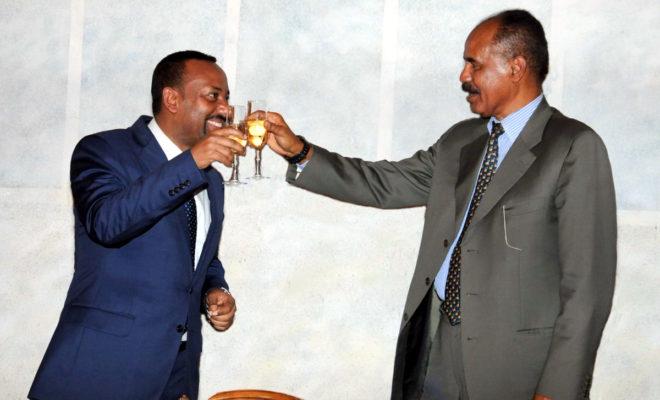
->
[286, 99, 616, 400]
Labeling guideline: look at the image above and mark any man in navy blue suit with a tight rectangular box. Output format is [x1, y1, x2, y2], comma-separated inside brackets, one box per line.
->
[29, 51, 244, 400]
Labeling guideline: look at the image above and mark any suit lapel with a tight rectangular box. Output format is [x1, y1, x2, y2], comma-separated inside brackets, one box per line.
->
[131, 116, 169, 172]
[192, 168, 224, 281]
[132, 117, 191, 253]
[454, 130, 488, 234]
[132, 116, 203, 279]
[466, 99, 554, 235]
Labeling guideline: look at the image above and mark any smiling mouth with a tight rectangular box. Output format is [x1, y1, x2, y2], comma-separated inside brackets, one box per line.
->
[206, 119, 225, 130]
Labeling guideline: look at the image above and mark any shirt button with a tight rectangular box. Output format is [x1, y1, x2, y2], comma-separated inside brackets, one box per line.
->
[403, 313, 409, 321]
[443, 239, 449, 247]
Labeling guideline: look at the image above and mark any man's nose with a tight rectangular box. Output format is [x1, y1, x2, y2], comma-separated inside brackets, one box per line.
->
[216, 101, 230, 116]
[459, 64, 471, 83]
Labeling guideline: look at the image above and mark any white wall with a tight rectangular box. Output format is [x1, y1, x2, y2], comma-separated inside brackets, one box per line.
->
[1, 1, 658, 399]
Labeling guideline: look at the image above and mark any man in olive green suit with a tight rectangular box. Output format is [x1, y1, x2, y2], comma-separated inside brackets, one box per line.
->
[262, 10, 616, 400]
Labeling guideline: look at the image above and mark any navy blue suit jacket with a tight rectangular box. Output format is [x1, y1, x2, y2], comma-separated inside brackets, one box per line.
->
[29, 116, 228, 399]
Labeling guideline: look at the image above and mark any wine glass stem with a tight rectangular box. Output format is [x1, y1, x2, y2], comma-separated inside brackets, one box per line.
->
[254, 149, 263, 177]
[230, 154, 240, 181]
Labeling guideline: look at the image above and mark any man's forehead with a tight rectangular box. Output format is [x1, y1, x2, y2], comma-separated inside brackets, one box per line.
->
[464, 21, 499, 55]
[182, 60, 227, 88]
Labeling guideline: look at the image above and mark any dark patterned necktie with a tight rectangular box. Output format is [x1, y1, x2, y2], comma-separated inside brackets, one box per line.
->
[183, 198, 197, 264]
[441, 122, 505, 325]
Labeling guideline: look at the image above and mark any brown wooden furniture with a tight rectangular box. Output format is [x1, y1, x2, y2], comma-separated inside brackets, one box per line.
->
[209, 389, 301, 400]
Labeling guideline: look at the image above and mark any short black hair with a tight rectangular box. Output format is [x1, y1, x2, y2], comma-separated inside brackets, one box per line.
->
[151, 50, 217, 115]
[484, 9, 549, 84]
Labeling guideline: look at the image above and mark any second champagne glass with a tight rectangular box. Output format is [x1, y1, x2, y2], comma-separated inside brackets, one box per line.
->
[224, 105, 248, 186]
[247, 99, 268, 179]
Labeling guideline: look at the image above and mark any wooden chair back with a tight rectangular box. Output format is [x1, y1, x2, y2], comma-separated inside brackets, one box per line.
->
[209, 389, 301, 400]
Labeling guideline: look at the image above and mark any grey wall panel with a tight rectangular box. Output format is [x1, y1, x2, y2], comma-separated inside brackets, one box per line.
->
[233, 0, 384, 159]
[0, 1, 70, 188]
[558, 0, 659, 210]
[79, 0, 227, 136]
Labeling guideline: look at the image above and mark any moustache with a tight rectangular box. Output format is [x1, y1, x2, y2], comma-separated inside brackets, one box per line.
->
[461, 82, 480, 95]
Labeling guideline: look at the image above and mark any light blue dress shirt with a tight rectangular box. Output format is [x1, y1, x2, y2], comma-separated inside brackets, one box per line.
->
[434, 94, 544, 299]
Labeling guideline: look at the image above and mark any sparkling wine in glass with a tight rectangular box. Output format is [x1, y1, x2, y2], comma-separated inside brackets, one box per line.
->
[224, 105, 247, 186]
[247, 99, 268, 179]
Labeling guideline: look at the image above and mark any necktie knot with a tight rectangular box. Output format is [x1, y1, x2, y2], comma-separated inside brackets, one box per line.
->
[491, 122, 505, 138]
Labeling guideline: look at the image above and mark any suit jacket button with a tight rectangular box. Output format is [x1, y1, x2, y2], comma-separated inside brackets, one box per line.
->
[176, 324, 185, 333]
[168, 189, 175, 196]
[425, 277, 431, 286]
[185, 180, 191, 186]
[443, 239, 449, 247]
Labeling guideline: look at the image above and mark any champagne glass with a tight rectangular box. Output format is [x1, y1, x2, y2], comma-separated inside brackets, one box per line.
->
[224, 105, 248, 186]
[247, 99, 269, 179]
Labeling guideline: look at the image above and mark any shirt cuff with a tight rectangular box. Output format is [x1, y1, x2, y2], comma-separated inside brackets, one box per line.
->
[294, 160, 308, 179]
[296, 160, 308, 172]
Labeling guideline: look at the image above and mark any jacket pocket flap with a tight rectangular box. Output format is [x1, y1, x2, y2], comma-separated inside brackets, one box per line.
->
[62, 304, 135, 337]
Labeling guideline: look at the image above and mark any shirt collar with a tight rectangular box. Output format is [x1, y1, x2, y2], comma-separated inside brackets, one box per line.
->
[487, 93, 544, 142]
[148, 118, 182, 161]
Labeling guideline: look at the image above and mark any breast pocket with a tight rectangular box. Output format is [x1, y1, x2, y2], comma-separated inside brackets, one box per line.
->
[503, 196, 551, 216]
[502, 196, 552, 251]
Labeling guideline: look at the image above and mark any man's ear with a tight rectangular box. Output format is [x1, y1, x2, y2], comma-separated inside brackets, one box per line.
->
[162, 87, 181, 114]
[510, 56, 527, 83]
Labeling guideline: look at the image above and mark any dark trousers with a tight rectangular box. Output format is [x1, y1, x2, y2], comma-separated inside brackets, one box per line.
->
[160, 341, 195, 400]
[420, 291, 470, 400]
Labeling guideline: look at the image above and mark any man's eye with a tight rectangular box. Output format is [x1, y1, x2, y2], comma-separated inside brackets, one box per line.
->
[208, 93, 219, 100]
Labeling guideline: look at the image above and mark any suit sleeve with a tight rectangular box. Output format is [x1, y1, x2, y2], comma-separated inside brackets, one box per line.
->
[203, 256, 229, 294]
[285, 143, 439, 209]
[536, 130, 617, 399]
[71, 134, 207, 246]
